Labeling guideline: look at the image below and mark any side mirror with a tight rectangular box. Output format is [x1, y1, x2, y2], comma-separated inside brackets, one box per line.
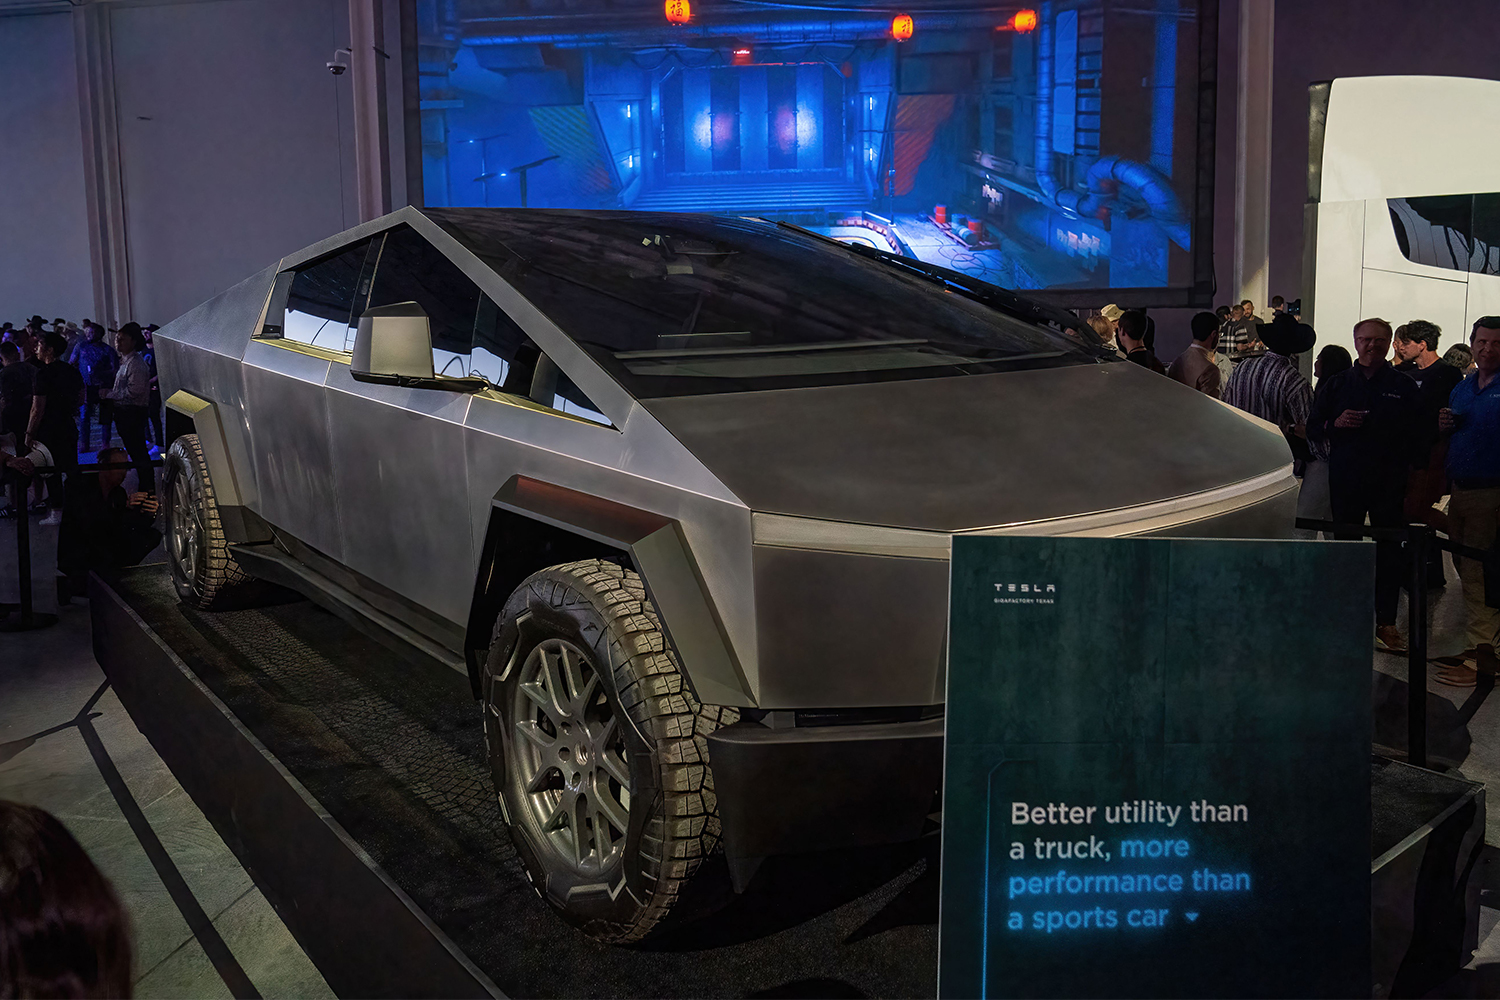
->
[351, 301, 485, 392]
[352, 301, 435, 381]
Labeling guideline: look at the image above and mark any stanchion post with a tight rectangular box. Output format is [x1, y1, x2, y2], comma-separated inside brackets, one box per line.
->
[13, 475, 32, 619]
[1, 468, 58, 632]
[1407, 523, 1429, 769]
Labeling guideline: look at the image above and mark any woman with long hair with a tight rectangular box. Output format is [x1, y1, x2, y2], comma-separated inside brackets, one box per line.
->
[0, 801, 132, 998]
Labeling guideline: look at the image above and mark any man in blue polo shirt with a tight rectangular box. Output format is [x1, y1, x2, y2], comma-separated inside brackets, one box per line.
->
[1439, 316, 1500, 672]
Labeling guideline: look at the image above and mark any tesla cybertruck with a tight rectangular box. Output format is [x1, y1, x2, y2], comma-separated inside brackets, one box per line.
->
[156, 206, 1295, 942]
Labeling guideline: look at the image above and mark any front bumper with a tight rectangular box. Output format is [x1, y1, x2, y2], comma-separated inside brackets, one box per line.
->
[706, 716, 944, 890]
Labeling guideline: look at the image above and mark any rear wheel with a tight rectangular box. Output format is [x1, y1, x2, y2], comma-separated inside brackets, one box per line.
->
[483, 558, 737, 943]
[163, 434, 249, 608]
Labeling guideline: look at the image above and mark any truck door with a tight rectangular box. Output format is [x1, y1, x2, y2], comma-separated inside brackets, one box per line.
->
[323, 225, 492, 627]
[242, 237, 379, 564]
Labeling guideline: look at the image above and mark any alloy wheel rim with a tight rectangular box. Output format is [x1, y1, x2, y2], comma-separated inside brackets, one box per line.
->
[168, 473, 201, 587]
[511, 638, 632, 876]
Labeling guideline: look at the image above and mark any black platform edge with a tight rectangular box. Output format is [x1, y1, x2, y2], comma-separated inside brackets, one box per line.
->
[1369, 758, 1486, 998]
[88, 573, 506, 1000]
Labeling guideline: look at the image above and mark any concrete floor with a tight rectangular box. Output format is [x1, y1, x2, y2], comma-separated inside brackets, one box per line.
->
[4, 503, 1500, 992]
[0, 518, 332, 999]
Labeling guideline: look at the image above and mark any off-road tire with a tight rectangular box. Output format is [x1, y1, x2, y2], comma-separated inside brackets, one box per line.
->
[484, 558, 738, 943]
[164, 434, 249, 608]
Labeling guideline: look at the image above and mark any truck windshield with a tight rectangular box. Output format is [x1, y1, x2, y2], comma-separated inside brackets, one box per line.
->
[427, 209, 1111, 398]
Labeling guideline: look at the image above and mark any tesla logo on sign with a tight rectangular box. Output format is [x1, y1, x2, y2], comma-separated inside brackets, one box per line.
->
[992, 582, 1058, 606]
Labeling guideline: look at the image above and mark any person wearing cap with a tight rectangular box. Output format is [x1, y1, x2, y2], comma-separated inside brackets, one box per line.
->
[1096, 304, 1124, 357]
[1225, 314, 1317, 540]
[15, 320, 45, 370]
[59, 320, 82, 363]
[1167, 312, 1222, 398]
[100, 323, 155, 496]
[1445, 343, 1474, 374]
[1308, 318, 1423, 653]
[1223, 312, 1315, 434]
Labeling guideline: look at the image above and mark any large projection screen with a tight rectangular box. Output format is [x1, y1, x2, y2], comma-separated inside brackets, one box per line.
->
[406, 0, 1217, 307]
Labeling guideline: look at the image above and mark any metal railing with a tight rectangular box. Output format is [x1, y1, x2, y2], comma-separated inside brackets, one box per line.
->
[1, 457, 162, 633]
[1295, 517, 1498, 769]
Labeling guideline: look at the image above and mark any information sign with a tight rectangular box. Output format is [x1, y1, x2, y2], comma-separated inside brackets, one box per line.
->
[939, 537, 1373, 998]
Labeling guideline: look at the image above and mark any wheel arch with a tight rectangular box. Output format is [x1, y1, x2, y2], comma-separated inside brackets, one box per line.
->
[163, 390, 271, 543]
[463, 476, 755, 710]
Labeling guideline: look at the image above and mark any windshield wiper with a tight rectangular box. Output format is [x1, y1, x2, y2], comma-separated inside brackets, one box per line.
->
[771, 221, 1115, 356]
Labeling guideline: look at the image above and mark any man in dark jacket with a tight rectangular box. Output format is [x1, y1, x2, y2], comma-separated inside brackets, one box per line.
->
[1308, 318, 1423, 652]
[1117, 310, 1166, 374]
[25, 332, 85, 525]
[1394, 320, 1463, 587]
[58, 446, 160, 595]
[0, 341, 34, 441]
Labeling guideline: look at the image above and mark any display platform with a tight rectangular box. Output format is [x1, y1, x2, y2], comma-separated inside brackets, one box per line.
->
[1371, 757, 1485, 998]
[89, 566, 940, 1000]
[91, 566, 1488, 998]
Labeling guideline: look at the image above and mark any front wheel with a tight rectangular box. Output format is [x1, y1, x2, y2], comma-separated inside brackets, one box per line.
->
[483, 559, 736, 943]
[163, 434, 249, 608]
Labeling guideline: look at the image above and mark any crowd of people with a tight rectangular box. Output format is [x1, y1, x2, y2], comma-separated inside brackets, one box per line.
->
[1090, 299, 1500, 684]
[1, 314, 165, 590]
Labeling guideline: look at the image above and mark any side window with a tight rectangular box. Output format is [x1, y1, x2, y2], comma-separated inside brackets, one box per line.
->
[472, 289, 526, 386]
[1387, 194, 1500, 276]
[366, 225, 611, 425]
[550, 370, 612, 425]
[366, 225, 489, 376]
[1471, 194, 1500, 276]
[274, 238, 377, 350]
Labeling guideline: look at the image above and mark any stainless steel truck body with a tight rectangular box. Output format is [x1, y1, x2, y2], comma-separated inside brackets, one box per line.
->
[155, 206, 1295, 941]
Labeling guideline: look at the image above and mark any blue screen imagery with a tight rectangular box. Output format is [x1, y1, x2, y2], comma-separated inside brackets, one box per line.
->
[414, 1, 1205, 294]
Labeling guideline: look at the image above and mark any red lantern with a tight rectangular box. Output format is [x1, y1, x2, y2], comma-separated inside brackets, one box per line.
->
[665, 0, 691, 25]
[1010, 9, 1038, 32]
[891, 13, 914, 41]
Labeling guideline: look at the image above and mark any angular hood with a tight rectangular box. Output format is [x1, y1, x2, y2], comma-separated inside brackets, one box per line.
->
[641, 362, 1291, 532]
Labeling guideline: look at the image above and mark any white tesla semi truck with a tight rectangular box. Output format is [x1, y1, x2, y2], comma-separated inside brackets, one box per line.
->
[1305, 75, 1500, 360]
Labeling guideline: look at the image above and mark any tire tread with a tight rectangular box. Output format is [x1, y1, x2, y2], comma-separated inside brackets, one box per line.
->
[165, 434, 249, 608]
[506, 557, 738, 944]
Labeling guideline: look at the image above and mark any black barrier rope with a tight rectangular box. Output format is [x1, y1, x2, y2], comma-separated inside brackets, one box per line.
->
[1295, 517, 1500, 770]
[1, 457, 163, 633]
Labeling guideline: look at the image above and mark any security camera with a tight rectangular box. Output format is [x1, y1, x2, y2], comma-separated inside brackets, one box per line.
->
[327, 62, 347, 75]
[328, 48, 351, 76]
